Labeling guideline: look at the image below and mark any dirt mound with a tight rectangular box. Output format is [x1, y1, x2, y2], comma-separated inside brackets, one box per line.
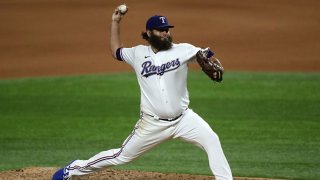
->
[0, 167, 275, 180]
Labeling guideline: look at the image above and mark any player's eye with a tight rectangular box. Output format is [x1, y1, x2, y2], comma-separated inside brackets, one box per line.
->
[155, 29, 169, 33]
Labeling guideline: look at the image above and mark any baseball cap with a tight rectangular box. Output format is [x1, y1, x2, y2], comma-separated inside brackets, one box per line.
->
[146, 15, 174, 30]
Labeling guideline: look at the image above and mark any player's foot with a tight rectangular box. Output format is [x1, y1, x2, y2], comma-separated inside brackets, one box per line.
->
[52, 160, 75, 180]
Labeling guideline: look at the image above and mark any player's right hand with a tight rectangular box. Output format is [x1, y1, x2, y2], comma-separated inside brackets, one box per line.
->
[112, 9, 123, 23]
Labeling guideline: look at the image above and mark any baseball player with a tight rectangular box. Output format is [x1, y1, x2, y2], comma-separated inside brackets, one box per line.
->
[53, 5, 232, 180]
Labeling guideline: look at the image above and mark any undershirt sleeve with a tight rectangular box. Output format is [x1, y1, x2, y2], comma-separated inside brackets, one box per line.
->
[116, 47, 136, 67]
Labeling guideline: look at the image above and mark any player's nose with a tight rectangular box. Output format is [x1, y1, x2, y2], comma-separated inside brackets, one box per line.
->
[160, 31, 169, 38]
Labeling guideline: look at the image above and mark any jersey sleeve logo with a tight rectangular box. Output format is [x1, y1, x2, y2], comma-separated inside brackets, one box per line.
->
[141, 58, 180, 78]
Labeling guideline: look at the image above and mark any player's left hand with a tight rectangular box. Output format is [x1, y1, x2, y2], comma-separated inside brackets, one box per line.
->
[196, 49, 224, 82]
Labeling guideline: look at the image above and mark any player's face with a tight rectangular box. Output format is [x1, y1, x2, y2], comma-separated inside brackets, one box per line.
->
[152, 28, 170, 40]
[148, 28, 173, 51]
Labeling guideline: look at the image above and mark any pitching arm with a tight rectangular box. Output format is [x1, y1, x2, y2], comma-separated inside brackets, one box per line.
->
[110, 8, 125, 60]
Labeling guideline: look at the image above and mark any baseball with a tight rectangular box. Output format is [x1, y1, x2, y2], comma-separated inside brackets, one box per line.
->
[118, 4, 128, 15]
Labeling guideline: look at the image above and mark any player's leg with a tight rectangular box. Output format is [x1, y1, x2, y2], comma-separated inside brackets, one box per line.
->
[66, 126, 140, 176]
[173, 109, 233, 180]
[62, 116, 173, 177]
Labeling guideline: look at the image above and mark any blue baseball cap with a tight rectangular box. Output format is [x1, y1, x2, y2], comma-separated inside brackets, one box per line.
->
[146, 15, 174, 30]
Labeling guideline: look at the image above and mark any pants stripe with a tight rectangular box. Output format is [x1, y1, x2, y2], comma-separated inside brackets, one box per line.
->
[68, 126, 138, 171]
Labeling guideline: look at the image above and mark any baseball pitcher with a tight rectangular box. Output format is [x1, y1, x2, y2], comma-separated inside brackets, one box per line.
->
[53, 5, 232, 180]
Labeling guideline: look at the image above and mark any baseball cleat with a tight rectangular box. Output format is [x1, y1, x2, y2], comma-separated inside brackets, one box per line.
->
[52, 160, 75, 180]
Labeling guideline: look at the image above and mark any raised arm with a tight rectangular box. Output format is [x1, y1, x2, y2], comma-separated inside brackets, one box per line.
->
[110, 8, 125, 59]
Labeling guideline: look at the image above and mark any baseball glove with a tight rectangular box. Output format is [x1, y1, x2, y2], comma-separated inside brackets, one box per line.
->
[196, 48, 224, 82]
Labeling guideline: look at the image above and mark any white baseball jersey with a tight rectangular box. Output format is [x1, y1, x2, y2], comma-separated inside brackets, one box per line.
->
[66, 43, 233, 180]
[118, 43, 200, 119]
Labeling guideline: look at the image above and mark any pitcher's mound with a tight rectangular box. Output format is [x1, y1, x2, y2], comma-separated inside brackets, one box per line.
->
[0, 167, 274, 180]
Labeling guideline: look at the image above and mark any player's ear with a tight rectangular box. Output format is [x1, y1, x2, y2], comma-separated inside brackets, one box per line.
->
[147, 30, 151, 37]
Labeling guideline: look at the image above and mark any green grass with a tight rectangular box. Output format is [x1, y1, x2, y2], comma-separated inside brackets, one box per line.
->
[0, 71, 319, 179]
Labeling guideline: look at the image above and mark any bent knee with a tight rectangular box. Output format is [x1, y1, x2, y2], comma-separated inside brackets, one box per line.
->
[116, 150, 139, 164]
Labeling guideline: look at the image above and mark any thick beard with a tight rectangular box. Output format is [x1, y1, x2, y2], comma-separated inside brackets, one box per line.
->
[148, 33, 173, 51]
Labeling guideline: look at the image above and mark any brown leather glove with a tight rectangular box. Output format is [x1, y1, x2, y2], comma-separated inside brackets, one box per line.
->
[196, 48, 224, 82]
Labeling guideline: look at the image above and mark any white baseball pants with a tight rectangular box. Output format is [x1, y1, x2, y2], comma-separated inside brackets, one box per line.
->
[67, 109, 232, 180]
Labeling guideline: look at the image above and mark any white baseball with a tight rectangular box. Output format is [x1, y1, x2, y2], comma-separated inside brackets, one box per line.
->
[118, 4, 128, 14]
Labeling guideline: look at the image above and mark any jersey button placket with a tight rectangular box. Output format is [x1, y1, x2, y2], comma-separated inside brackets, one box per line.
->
[159, 77, 169, 106]
[155, 55, 170, 111]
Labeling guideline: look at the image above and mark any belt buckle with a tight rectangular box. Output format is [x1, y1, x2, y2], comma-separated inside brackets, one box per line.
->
[153, 115, 160, 120]
[167, 117, 174, 121]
